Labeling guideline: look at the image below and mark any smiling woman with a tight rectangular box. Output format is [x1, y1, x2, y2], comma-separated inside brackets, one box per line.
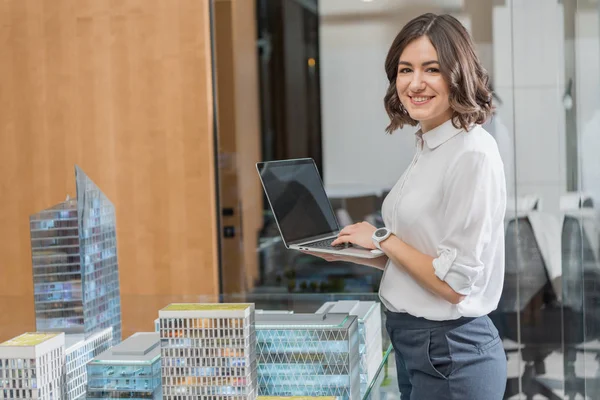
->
[377, 14, 505, 400]
[322, 13, 507, 400]
[395, 37, 452, 133]
[383, 13, 492, 134]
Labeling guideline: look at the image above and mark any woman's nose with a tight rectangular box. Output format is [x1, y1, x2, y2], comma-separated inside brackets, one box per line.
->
[409, 74, 426, 92]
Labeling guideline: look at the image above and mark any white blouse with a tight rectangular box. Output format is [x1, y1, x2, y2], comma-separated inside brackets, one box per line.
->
[378, 119, 507, 320]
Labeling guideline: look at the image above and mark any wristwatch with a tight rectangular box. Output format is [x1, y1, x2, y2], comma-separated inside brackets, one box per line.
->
[372, 227, 392, 250]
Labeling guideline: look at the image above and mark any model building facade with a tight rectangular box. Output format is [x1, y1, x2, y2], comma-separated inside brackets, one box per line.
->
[158, 303, 257, 400]
[65, 328, 113, 400]
[257, 397, 338, 400]
[0, 333, 66, 400]
[30, 166, 121, 344]
[255, 313, 360, 400]
[315, 301, 382, 397]
[87, 332, 161, 400]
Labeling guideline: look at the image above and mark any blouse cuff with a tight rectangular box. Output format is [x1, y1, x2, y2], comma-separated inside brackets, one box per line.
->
[432, 247, 457, 281]
[433, 247, 482, 296]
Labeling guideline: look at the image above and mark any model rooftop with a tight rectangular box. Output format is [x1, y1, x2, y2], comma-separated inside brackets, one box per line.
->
[161, 303, 253, 312]
[91, 333, 159, 364]
[317, 300, 378, 320]
[256, 312, 354, 329]
[0, 333, 61, 347]
[65, 334, 86, 350]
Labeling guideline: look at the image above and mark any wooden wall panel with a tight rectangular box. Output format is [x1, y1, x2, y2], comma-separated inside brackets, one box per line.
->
[232, 0, 263, 288]
[215, 0, 262, 294]
[0, 0, 218, 341]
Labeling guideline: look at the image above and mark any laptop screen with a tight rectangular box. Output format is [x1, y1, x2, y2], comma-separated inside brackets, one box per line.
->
[257, 159, 339, 244]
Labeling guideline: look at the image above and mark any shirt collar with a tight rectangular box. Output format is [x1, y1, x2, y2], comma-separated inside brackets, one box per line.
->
[415, 119, 464, 149]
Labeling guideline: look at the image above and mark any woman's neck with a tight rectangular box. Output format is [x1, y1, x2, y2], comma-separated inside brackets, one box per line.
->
[420, 112, 453, 133]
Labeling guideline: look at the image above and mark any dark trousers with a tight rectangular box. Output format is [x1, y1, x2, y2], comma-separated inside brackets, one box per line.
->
[386, 311, 507, 400]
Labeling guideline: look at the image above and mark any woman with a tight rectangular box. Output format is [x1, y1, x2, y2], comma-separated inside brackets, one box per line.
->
[310, 13, 507, 399]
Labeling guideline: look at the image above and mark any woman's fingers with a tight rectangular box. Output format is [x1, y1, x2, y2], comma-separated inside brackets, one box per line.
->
[331, 235, 351, 246]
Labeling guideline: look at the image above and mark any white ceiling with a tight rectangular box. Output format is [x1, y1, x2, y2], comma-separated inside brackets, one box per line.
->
[320, 0, 465, 17]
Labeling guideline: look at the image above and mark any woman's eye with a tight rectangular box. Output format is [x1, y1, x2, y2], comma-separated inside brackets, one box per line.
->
[398, 68, 412, 74]
[426, 68, 440, 73]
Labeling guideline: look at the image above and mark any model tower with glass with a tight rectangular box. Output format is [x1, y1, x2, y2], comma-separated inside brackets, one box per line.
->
[0, 333, 65, 400]
[158, 303, 258, 400]
[30, 166, 122, 344]
[255, 313, 360, 400]
[86, 332, 161, 400]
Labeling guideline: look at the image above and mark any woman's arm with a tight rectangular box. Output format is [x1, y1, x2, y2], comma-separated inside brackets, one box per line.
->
[330, 222, 464, 303]
[379, 236, 465, 304]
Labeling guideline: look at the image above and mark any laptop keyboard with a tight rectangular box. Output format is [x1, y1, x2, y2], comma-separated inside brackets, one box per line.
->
[305, 238, 353, 250]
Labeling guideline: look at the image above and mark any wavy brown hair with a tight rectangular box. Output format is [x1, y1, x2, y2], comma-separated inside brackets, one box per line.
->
[384, 13, 493, 134]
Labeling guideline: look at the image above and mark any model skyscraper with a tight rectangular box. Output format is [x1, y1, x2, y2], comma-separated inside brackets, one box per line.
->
[158, 303, 258, 399]
[30, 166, 121, 344]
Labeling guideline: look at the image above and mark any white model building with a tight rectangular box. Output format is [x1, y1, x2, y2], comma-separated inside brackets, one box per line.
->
[255, 313, 360, 400]
[315, 301, 382, 397]
[158, 303, 257, 400]
[65, 328, 113, 400]
[0, 333, 66, 400]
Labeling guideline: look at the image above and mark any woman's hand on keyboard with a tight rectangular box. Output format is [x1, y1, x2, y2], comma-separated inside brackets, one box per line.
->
[331, 221, 378, 249]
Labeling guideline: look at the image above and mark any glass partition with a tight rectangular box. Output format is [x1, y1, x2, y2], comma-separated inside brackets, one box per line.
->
[575, 1, 600, 399]
[213, 0, 600, 398]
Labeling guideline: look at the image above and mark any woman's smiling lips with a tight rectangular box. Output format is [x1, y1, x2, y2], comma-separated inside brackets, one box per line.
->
[409, 95, 434, 105]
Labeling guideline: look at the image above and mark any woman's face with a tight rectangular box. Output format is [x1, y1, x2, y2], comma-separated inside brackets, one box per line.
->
[396, 36, 452, 132]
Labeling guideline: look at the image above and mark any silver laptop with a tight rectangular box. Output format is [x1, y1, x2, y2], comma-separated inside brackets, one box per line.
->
[256, 158, 384, 259]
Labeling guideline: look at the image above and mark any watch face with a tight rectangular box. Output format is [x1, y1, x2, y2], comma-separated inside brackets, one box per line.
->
[375, 229, 387, 238]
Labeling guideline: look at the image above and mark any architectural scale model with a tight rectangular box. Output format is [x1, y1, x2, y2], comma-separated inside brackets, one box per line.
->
[65, 328, 113, 400]
[86, 332, 161, 400]
[315, 301, 382, 397]
[30, 166, 122, 345]
[158, 303, 258, 400]
[257, 397, 338, 400]
[0, 333, 66, 400]
[255, 313, 360, 400]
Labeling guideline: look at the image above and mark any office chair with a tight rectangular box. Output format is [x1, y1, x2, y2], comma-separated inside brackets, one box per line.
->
[490, 216, 563, 400]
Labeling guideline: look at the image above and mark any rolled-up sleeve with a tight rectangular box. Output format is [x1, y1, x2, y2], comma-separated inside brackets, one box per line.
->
[432, 151, 499, 296]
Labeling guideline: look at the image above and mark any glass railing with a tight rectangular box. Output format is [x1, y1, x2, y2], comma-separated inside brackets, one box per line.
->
[362, 344, 394, 400]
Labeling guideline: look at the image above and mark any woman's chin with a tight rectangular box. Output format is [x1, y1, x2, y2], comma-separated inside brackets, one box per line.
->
[407, 110, 430, 122]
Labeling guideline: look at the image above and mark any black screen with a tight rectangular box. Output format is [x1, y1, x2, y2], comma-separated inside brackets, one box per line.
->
[257, 159, 339, 244]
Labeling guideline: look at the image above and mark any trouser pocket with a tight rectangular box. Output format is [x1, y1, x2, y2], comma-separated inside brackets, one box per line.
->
[427, 329, 452, 379]
[392, 327, 451, 380]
